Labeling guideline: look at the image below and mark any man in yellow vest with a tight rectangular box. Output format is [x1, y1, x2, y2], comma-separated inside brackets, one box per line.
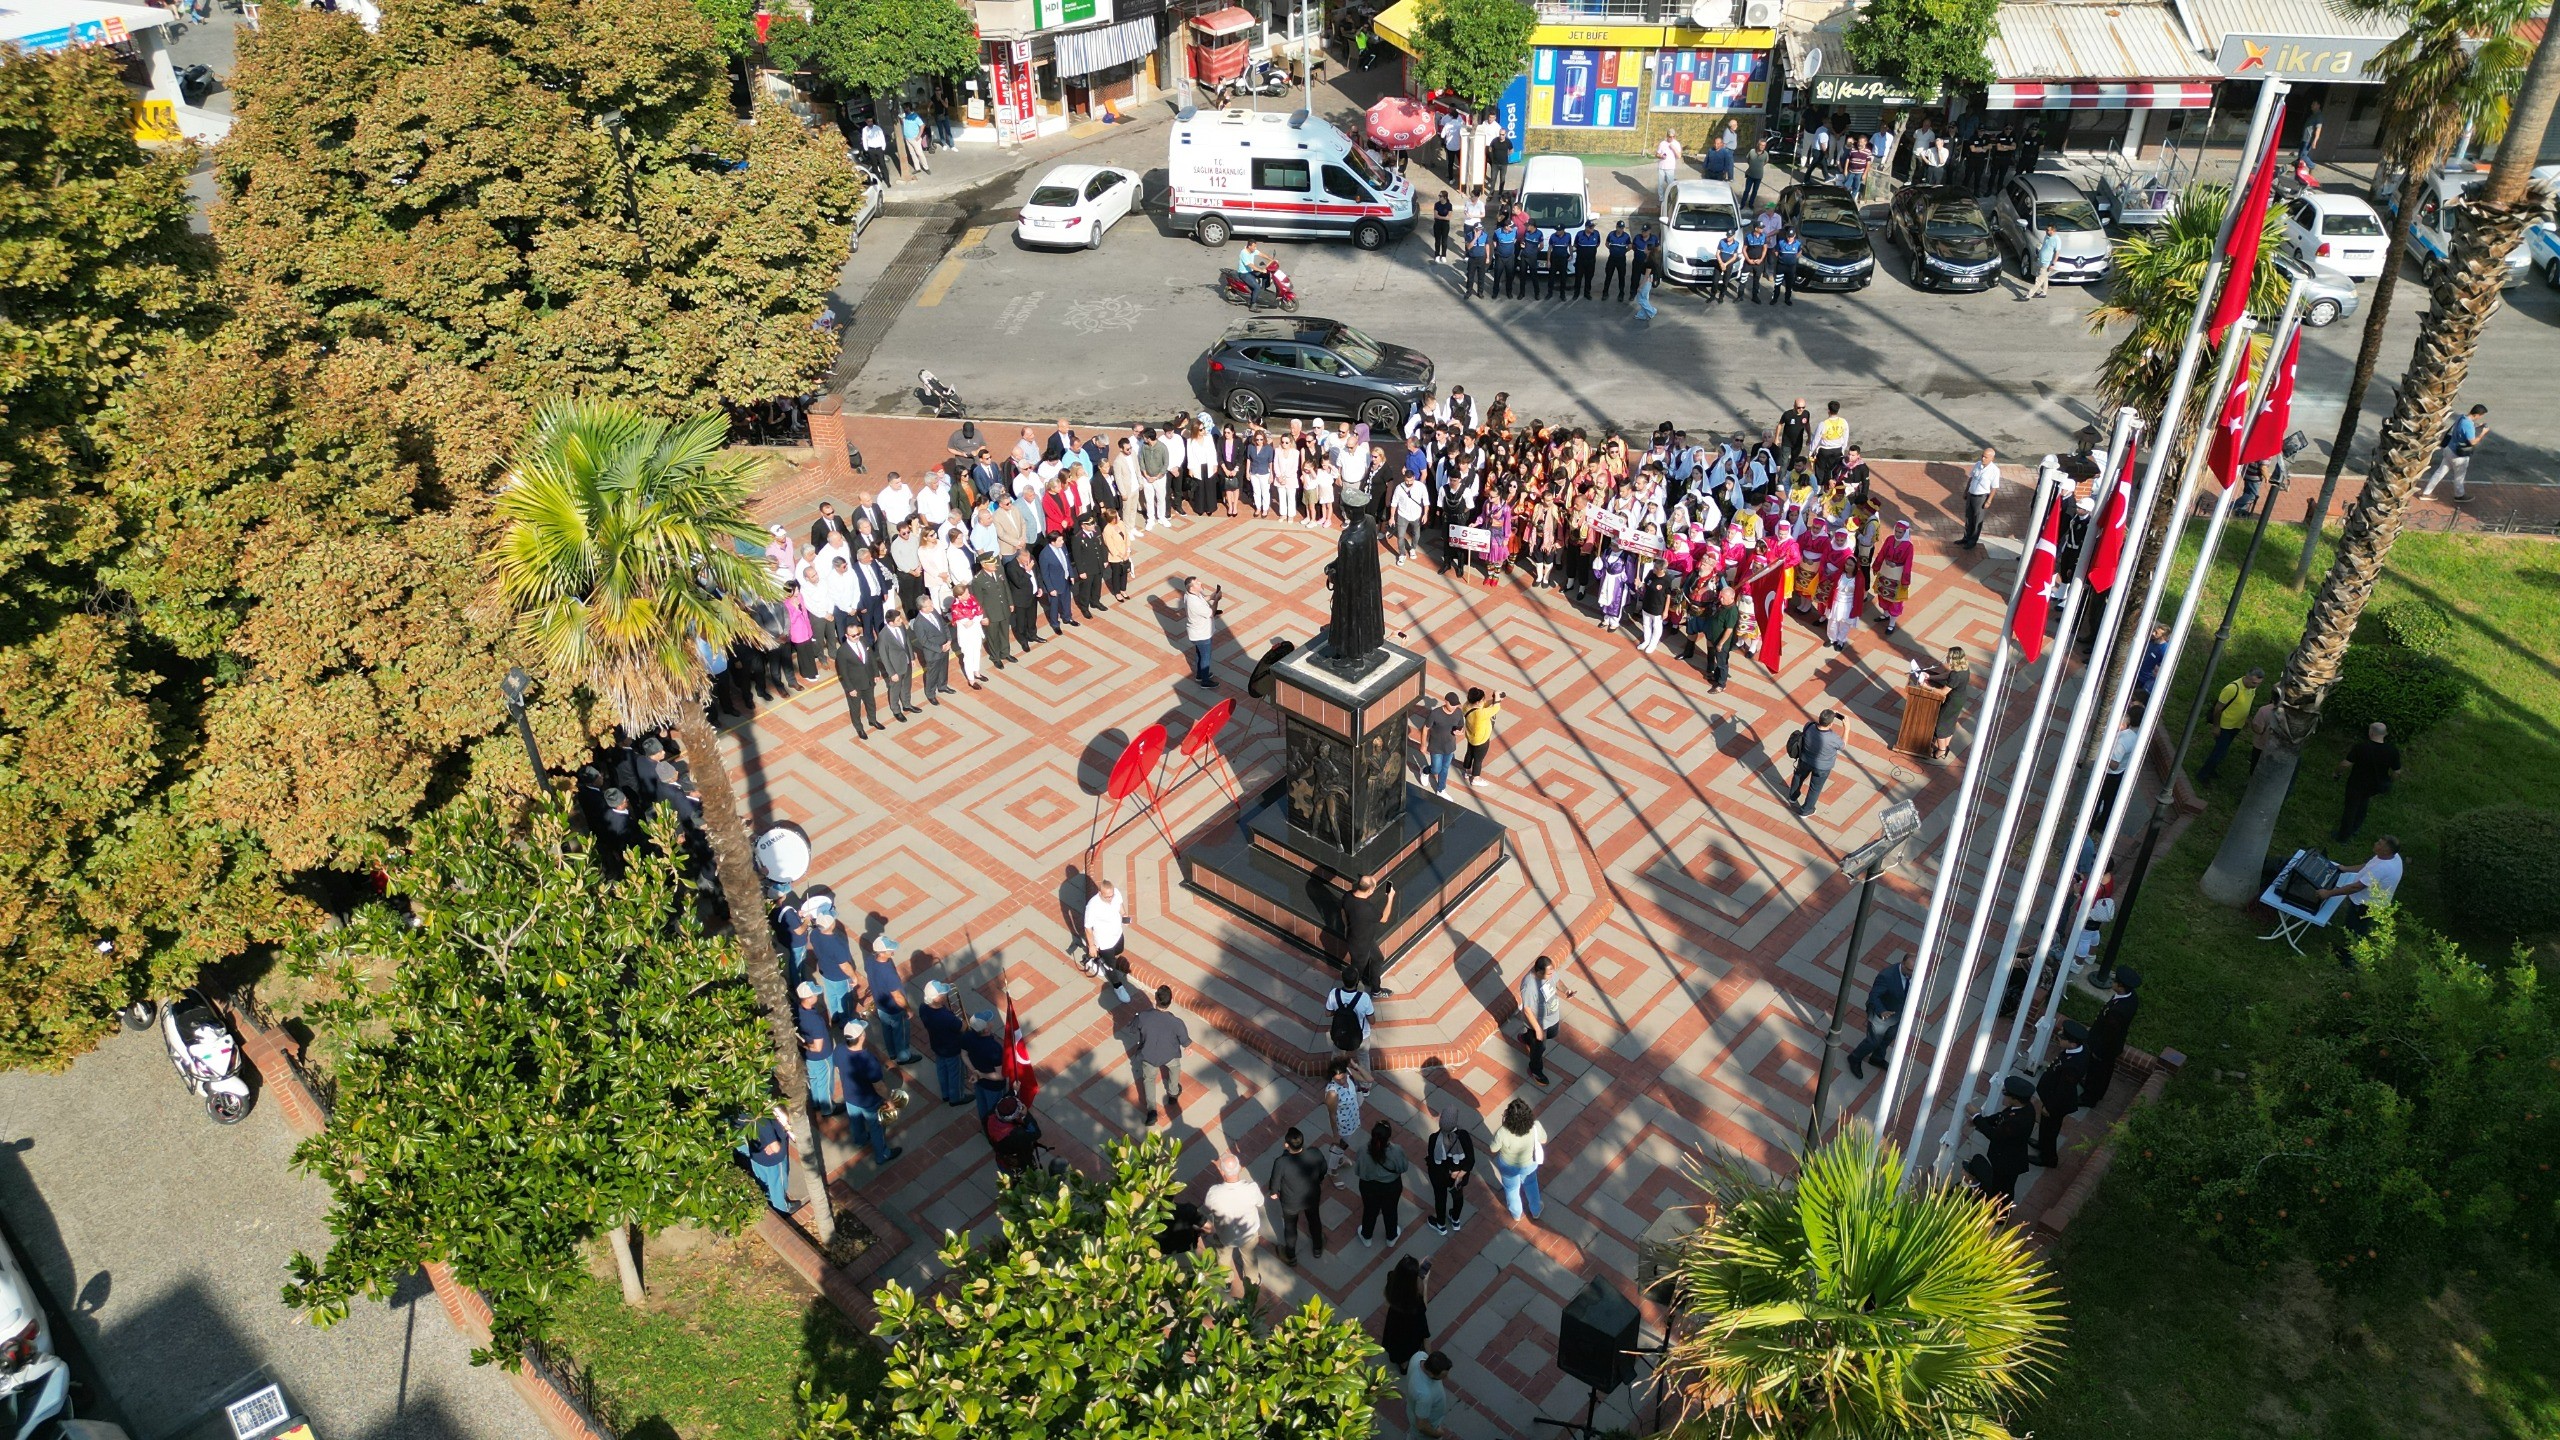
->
[2195, 666, 2263, 784]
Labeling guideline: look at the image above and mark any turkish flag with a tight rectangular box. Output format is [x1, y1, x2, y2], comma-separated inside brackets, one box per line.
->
[2207, 356, 2257, 487]
[2242, 329, 2299, 469]
[2013, 490, 2061, 664]
[2208, 99, 2286, 344]
[1002, 991, 1040, 1109]
[2089, 437, 2136, 594]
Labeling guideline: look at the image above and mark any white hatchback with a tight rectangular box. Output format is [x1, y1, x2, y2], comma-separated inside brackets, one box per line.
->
[1016, 163, 1145, 250]
[2284, 191, 2387, 281]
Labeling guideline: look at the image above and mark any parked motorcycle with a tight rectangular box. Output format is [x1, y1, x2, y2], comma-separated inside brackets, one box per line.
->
[1217, 266, 1299, 311]
[159, 989, 252, 1124]
[916, 369, 966, 419]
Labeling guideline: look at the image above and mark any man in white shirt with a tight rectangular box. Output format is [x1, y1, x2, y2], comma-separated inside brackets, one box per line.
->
[877, 473, 917, 528]
[1201, 1153, 1265, 1293]
[1390, 471, 1430, 564]
[2096, 701, 2143, 823]
[914, 475, 950, 530]
[2316, 835, 2403, 950]
[1962, 446, 2000, 549]
[1653, 131, 1684, 217]
[1182, 576, 1221, 687]
[858, 118, 891, 186]
[1080, 878, 1128, 981]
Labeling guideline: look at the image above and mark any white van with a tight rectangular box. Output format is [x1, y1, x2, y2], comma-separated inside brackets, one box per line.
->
[1516, 155, 1590, 232]
[2397, 168, 2530, 288]
[1168, 107, 1416, 251]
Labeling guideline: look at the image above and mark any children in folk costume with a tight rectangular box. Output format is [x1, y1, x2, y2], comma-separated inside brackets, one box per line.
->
[1481, 489, 1515, 587]
[1595, 541, 1638, 631]
[1743, 521, 1800, 672]
[1721, 512, 1759, 586]
[1819, 519, 1864, 652]
[1789, 517, 1828, 616]
[1871, 518, 1917, 635]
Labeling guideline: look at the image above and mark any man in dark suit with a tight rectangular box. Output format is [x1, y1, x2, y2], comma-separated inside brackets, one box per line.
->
[1844, 951, 1910, 1080]
[848, 491, 889, 541]
[969, 553, 1014, 672]
[878, 614, 918, 720]
[1035, 540, 1076, 635]
[2081, 967, 2141, 1108]
[1003, 548, 1042, 650]
[1264, 1127, 1328, 1265]
[911, 596, 955, 703]
[809, 501, 854, 554]
[1068, 516, 1108, 618]
[2032, 1019, 2091, 1167]
[833, 626, 883, 739]
[1042, 419, 1079, 463]
[1967, 1074, 2037, 1205]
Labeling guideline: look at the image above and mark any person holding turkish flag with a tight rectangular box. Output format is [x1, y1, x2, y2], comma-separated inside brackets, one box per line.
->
[2208, 99, 2287, 345]
[1002, 991, 1040, 1110]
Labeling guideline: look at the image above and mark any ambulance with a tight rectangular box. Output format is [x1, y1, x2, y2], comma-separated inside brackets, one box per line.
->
[1167, 106, 1416, 251]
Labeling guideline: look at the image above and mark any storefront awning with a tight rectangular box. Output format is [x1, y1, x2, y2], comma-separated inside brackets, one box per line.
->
[3, 0, 166, 51]
[1055, 15, 1159, 75]
[1374, 0, 1422, 58]
[1989, 80, 2217, 108]
[1188, 5, 1255, 34]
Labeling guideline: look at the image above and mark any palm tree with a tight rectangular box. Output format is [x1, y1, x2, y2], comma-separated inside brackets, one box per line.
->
[2086, 183, 2290, 428]
[2291, 0, 2536, 588]
[2203, 35, 2560, 906]
[1659, 1125, 2061, 1440]
[490, 400, 834, 1243]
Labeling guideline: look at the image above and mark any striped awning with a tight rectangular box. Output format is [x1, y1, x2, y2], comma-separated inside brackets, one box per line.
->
[1055, 15, 1160, 76]
[1988, 81, 2217, 110]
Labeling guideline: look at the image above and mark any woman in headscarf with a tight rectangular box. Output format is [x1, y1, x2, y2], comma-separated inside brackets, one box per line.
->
[1744, 520, 1800, 672]
[1871, 518, 1917, 635]
[1790, 517, 1828, 616]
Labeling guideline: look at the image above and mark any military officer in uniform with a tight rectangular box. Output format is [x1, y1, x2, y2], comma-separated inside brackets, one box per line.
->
[2032, 1019, 2090, 1167]
[2081, 966, 2141, 1108]
[1966, 1074, 2037, 1205]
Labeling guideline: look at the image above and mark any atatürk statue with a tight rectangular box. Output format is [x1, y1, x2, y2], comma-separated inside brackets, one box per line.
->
[1320, 490, 1385, 676]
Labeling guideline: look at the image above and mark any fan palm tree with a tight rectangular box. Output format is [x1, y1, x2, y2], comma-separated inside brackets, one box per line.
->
[2087, 182, 2291, 436]
[2204, 34, 2560, 906]
[2291, 0, 2536, 587]
[490, 400, 833, 1241]
[1659, 1125, 2061, 1440]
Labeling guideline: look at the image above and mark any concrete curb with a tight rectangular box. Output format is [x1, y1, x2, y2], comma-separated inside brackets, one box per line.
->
[223, 1004, 616, 1440]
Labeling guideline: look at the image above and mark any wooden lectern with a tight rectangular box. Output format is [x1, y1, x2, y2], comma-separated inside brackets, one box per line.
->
[1894, 684, 1943, 760]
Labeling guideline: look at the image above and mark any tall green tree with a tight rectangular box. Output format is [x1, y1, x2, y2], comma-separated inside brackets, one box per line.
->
[762, 0, 980, 102]
[1660, 1126, 2061, 1440]
[282, 795, 770, 1365]
[1845, 0, 1997, 97]
[2086, 183, 2292, 428]
[1412, 0, 1536, 111]
[803, 1136, 1384, 1440]
[2293, 0, 2536, 588]
[217, 0, 860, 419]
[2203, 40, 2560, 906]
[488, 401, 824, 1237]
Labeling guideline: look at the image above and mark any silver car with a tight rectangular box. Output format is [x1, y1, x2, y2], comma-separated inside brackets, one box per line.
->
[1994, 173, 2111, 283]
[2295, 261, 2361, 328]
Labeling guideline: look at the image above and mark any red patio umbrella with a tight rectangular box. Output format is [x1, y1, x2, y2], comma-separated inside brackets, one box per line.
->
[1364, 94, 1433, 151]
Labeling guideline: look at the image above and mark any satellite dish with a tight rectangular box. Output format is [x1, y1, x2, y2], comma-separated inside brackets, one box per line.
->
[1687, 0, 1732, 26]
[1803, 45, 1824, 79]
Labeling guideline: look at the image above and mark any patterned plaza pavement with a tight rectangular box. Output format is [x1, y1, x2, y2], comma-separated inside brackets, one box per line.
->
[727, 428, 2038, 1436]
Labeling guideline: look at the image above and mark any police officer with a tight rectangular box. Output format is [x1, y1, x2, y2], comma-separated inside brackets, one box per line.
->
[1492, 217, 1519, 298]
[1631, 223, 1658, 296]
[1740, 221, 1769, 303]
[1574, 218, 1602, 299]
[1772, 224, 1804, 307]
[1603, 219, 1632, 300]
[1711, 226, 1742, 303]
[1515, 224, 1544, 299]
[1967, 1075, 2037, 1205]
[2081, 966, 2142, 1108]
[1546, 222, 1571, 298]
[2032, 1019, 2091, 1167]
[1464, 223, 1491, 299]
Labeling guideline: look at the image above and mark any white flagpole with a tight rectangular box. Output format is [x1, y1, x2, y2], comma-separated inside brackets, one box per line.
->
[1866, 471, 2059, 1144]
[1902, 424, 2125, 1173]
[1921, 407, 2143, 1171]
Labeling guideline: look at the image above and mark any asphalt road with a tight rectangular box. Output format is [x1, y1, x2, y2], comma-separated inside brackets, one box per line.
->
[0, 1030, 541, 1440]
[843, 121, 2559, 487]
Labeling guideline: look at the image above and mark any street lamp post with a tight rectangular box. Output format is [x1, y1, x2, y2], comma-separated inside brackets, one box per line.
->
[502, 667, 558, 795]
[1807, 798, 1922, 1148]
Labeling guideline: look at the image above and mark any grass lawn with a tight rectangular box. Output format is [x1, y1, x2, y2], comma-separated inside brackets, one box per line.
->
[2019, 523, 2560, 1440]
[545, 1226, 881, 1440]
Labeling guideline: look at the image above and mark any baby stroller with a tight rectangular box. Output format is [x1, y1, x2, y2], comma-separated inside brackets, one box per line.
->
[917, 369, 966, 419]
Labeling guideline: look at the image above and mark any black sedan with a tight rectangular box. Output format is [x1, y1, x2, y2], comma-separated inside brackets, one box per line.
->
[1192, 318, 1433, 432]
[1776, 182, 1874, 291]
[1887, 185, 2002, 292]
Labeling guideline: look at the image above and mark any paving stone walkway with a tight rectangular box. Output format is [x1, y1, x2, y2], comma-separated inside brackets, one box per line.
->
[729, 449, 2102, 1436]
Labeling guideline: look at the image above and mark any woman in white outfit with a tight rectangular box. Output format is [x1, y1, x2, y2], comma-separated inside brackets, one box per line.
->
[1184, 418, 1218, 517]
[1273, 430, 1302, 521]
[1305, 456, 1337, 527]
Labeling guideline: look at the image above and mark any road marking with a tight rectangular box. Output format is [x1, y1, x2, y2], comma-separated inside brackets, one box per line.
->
[914, 225, 989, 308]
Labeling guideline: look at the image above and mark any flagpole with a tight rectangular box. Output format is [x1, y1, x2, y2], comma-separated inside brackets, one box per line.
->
[1868, 470, 2059, 1147]
[2077, 273, 2311, 996]
[1919, 408, 2145, 1173]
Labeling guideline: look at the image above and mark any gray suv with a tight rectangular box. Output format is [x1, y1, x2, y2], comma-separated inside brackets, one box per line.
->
[1191, 318, 1434, 430]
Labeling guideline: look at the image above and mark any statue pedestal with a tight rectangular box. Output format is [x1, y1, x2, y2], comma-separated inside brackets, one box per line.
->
[1180, 637, 1509, 971]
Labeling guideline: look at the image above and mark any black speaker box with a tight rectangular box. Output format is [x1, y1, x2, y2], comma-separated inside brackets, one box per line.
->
[1246, 638, 1296, 700]
[1556, 1277, 1639, 1394]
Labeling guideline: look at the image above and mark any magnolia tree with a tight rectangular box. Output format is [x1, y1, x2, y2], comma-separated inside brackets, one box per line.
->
[802, 1136, 1386, 1439]
[282, 797, 771, 1365]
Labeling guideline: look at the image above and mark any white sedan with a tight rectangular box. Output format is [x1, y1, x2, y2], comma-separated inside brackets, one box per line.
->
[1015, 164, 1144, 250]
